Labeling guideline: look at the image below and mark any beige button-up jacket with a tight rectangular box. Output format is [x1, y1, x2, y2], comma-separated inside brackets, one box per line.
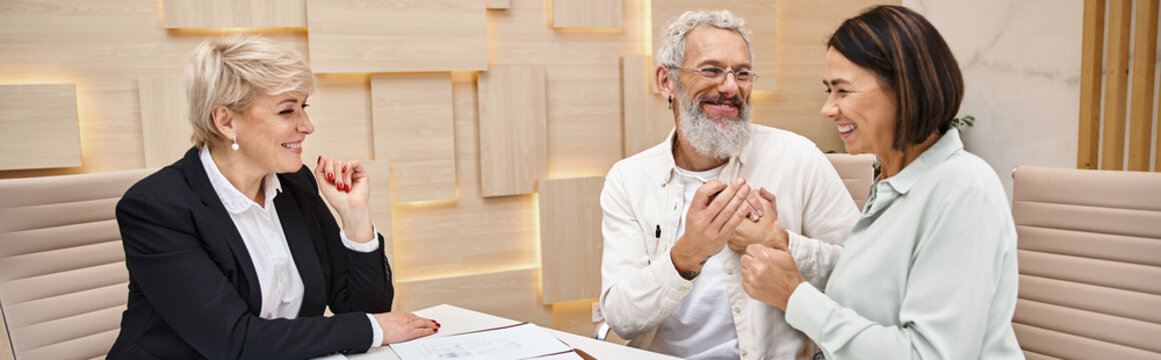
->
[600, 124, 860, 360]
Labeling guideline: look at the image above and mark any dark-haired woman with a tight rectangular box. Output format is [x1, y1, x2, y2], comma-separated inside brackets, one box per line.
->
[737, 5, 1022, 359]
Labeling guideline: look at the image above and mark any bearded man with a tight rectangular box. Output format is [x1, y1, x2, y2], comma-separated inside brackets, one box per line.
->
[598, 10, 860, 360]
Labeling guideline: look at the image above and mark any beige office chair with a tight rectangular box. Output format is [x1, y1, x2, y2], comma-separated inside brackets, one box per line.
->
[0, 168, 154, 360]
[1010, 166, 1161, 359]
[824, 153, 874, 210]
[593, 154, 874, 342]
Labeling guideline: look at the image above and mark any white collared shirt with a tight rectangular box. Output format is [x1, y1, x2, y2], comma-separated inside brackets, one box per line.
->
[785, 129, 1023, 359]
[199, 148, 385, 349]
[599, 124, 860, 360]
[648, 165, 740, 359]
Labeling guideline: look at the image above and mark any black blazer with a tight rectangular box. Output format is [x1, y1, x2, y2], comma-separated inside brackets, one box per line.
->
[108, 148, 393, 360]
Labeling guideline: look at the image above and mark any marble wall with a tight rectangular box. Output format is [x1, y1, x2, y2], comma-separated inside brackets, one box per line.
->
[904, 0, 1085, 198]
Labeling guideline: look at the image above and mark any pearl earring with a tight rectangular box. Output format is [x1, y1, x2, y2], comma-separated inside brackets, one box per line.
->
[231, 137, 239, 151]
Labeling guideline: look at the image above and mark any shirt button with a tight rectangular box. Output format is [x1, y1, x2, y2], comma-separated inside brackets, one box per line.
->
[725, 267, 734, 275]
[278, 275, 285, 283]
[742, 349, 749, 356]
[733, 306, 741, 314]
[680, 286, 690, 292]
[661, 310, 670, 316]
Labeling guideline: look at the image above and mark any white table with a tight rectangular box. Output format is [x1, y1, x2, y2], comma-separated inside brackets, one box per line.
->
[337, 304, 678, 360]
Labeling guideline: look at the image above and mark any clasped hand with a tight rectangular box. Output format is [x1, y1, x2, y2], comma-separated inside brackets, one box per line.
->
[727, 187, 789, 253]
[740, 244, 803, 311]
[314, 156, 374, 243]
[672, 178, 769, 272]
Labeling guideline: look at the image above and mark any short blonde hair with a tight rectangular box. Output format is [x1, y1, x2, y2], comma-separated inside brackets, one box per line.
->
[186, 34, 314, 149]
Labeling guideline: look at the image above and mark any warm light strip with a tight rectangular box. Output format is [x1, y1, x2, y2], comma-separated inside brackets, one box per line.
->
[395, 264, 540, 284]
[531, 192, 542, 272]
[644, 0, 653, 56]
[167, 27, 308, 36]
[393, 198, 459, 208]
[553, 28, 623, 33]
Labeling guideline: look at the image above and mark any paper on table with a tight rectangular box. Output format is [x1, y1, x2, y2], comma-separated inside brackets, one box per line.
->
[390, 323, 580, 360]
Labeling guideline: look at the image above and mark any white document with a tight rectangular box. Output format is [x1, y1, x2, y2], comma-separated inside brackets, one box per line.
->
[390, 323, 581, 360]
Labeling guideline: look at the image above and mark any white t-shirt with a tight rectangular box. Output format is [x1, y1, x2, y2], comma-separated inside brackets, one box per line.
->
[648, 165, 741, 359]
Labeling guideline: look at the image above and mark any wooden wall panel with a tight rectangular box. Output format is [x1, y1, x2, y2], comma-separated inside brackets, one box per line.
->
[362, 160, 395, 264]
[0, 1, 307, 177]
[0, 84, 81, 171]
[1127, 0, 1158, 171]
[487, 0, 511, 10]
[162, 0, 307, 29]
[138, 77, 192, 167]
[395, 268, 553, 327]
[543, 63, 626, 179]
[621, 55, 673, 157]
[477, 66, 547, 197]
[552, 0, 623, 29]
[390, 73, 540, 280]
[1077, 0, 1107, 169]
[485, 0, 644, 179]
[300, 73, 374, 162]
[1100, 0, 1133, 170]
[538, 176, 604, 304]
[652, 1, 777, 91]
[305, 0, 486, 73]
[371, 73, 457, 203]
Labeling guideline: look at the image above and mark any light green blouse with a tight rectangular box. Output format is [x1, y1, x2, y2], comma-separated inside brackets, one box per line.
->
[785, 128, 1024, 359]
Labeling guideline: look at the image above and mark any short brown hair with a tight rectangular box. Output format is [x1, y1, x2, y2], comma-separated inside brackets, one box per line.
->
[828, 5, 963, 151]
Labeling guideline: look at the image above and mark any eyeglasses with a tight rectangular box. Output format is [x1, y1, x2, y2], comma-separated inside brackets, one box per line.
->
[672, 66, 759, 85]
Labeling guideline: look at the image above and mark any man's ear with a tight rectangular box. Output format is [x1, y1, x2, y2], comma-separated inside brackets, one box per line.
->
[655, 65, 675, 100]
[211, 105, 237, 140]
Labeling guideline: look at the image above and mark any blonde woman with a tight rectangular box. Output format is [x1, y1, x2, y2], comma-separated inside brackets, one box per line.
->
[109, 35, 437, 359]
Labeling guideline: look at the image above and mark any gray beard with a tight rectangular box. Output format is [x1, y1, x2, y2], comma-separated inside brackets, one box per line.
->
[676, 92, 752, 161]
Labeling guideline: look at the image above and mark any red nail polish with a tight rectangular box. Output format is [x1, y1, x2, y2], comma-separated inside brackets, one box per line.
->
[327, 173, 334, 181]
[433, 328, 439, 333]
[345, 185, 351, 193]
[342, 163, 348, 173]
[317, 155, 321, 164]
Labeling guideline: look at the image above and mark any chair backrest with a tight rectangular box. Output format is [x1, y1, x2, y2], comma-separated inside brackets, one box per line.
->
[1010, 166, 1161, 359]
[0, 168, 154, 360]
[825, 153, 874, 210]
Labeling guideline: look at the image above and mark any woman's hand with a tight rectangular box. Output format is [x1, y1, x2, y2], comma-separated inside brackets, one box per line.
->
[727, 188, 789, 253]
[372, 312, 440, 345]
[740, 243, 804, 311]
[314, 156, 374, 243]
